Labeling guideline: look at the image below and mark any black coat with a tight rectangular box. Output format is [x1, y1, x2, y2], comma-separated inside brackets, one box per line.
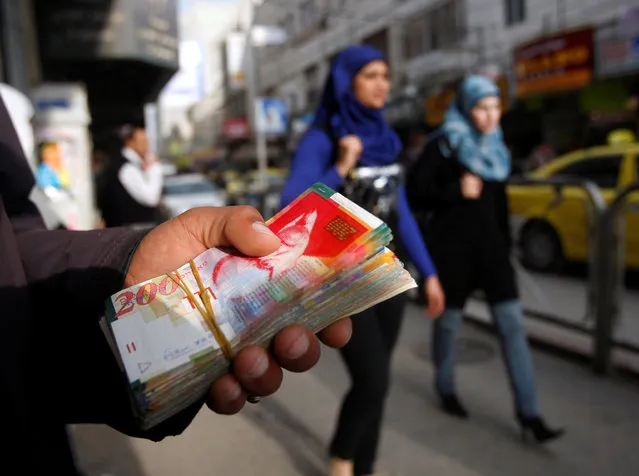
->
[407, 136, 518, 308]
[0, 97, 202, 474]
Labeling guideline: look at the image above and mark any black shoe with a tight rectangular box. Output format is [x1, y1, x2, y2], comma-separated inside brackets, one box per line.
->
[439, 394, 469, 419]
[517, 414, 565, 444]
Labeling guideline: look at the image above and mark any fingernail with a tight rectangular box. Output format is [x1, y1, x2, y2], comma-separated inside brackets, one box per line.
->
[245, 352, 269, 379]
[252, 221, 277, 237]
[284, 333, 310, 360]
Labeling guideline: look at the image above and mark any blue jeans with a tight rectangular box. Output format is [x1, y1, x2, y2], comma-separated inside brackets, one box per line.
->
[432, 300, 539, 418]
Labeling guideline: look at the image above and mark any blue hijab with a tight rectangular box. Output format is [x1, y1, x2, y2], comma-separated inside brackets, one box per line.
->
[439, 75, 511, 181]
[313, 45, 402, 166]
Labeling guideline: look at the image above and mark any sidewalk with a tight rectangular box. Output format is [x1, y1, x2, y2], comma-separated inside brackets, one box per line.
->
[72, 304, 639, 476]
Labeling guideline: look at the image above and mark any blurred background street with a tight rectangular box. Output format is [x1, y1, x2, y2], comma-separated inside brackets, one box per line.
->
[2, 0, 639, 474]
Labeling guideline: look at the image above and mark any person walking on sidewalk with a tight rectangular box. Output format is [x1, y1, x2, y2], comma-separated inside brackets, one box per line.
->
[97, 123, 164, 228]
[407, 75, 564, 444]
[280, 45, 445, 476]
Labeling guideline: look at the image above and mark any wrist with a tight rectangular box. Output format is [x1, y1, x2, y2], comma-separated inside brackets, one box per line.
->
[123, 228, 154, 288]
[336, 163, 351, 178]
[425, 274, 438, 282]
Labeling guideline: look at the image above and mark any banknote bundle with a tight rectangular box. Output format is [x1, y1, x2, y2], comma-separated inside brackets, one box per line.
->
[102, 183, 417, 429]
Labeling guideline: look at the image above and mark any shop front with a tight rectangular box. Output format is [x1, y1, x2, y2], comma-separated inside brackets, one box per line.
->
[512, 26, 595, 155]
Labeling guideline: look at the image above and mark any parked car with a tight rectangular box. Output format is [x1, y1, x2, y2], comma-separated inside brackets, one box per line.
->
[161, 173, 227, 218]
[507, 142, 639, 272]
[160, 161, 178, 177]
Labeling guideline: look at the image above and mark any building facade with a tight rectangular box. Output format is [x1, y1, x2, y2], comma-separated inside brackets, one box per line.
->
[0, 0, 181, 229]
[253, 0, 639, 158]
[0, 0, 41, 93]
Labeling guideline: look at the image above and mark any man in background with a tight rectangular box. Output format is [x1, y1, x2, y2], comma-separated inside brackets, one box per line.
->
[97, 124, 164, 227]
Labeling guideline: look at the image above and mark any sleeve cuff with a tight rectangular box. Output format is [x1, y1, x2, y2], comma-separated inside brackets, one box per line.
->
[322, 166, 345, 190]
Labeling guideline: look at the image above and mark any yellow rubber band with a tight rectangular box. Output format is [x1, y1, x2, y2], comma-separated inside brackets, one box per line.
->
[166, 261, 235, 361]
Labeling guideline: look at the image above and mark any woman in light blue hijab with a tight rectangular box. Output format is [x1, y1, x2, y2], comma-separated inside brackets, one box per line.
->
[407, 75, 565, 444]
[439, 75, 511, 181]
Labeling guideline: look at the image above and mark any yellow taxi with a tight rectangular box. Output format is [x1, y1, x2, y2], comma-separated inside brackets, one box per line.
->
[507, 139, 639, 272]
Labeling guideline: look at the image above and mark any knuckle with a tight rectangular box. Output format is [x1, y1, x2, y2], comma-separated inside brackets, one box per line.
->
[235, 205, 261, 218]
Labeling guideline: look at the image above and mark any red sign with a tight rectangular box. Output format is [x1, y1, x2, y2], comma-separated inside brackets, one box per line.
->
[513, 27, 594, 97]
[223, 117, 250, 139]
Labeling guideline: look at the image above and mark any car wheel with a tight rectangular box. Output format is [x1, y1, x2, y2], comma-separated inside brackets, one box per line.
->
[519, 221, 564, 273]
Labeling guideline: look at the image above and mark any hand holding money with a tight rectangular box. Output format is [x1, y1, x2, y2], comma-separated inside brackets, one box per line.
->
[104, 184, 416, 429]
[124, 205, 353, 415]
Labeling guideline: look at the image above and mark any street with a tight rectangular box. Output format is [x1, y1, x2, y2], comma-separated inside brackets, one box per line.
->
[72, 303, 639, 476]
[466, 262, 639, 374]
[515, 265, 639, 349]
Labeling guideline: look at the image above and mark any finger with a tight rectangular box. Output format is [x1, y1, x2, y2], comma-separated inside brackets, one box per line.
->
[232, 346, 283, 397]
[206, 373, 247, 415]
[318, 318, 352, 348]
[180, 206, 281, 257]
[272, 325, 321, 373]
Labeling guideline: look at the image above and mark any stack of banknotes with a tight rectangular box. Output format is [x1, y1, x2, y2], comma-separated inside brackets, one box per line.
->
[101, 183, 416, 429]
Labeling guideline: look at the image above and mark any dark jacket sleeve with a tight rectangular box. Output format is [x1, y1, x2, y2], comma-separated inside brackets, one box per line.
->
[0, 97, 202, 441]
[16, 224, 204, 440]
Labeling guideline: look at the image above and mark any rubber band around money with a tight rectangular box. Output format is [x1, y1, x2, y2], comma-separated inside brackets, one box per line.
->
[166, 262, 235, 361]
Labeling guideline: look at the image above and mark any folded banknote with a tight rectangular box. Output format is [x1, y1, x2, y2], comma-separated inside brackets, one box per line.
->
[102, 183, 416, 429]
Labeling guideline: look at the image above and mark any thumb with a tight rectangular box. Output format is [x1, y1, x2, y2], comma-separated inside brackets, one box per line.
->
[125, 206, 282, 287]
[187, 206, 281, 257]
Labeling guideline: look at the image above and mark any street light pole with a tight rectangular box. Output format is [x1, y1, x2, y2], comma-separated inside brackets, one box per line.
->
[245, 0, 268, 193]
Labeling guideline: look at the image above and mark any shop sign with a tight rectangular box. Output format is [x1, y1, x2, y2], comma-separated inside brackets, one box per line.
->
[513, 27, 594, 98]
[597, 9, 639, 79]
[597, 35, 639, 78]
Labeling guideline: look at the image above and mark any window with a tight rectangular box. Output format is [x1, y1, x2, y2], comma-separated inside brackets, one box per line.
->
[330, 0, 346, 12]
[402, 0, 463, 59]
[278, 13, 295, 38]
[437, 0, 461, 48]
[556, 155, 622, 189]
[362, 30, 389, 60]
[163, 180, 216, 196]
[505, 0, 526, 26]
[300, 0, 317, 30]
[404, 15, 427, 60]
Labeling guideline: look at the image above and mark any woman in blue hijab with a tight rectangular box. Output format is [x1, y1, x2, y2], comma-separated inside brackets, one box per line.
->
[281, 45, 444, 476]
[407, 75, 564, 444]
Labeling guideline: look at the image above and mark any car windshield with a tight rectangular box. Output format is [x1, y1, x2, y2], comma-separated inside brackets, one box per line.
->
[163, 180, 215, 195]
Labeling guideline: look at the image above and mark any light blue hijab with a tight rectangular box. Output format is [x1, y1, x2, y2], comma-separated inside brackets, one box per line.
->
[439, 75, 511, 181]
